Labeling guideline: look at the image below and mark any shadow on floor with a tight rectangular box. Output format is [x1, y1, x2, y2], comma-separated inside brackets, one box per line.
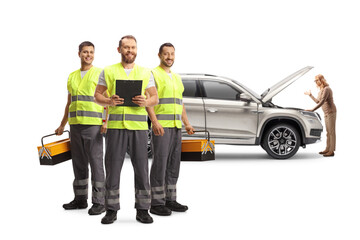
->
[182, 152, 323, 162]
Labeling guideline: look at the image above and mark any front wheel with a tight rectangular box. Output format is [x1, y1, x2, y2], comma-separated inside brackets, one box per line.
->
[261, 124, 300, 159]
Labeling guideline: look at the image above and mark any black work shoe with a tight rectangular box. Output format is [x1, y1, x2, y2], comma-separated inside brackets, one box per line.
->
[101, 210, 117, 224]
[136, 209, 153, 224]
[88, 203, 105, 215]
[63, 199, 88, 210]
[150, 205, 172, 216]
[165, 200, 188, 212]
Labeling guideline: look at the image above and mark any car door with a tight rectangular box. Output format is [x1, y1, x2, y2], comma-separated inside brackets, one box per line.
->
[181, 77, 206, 138]
[201, 79, 259, 144]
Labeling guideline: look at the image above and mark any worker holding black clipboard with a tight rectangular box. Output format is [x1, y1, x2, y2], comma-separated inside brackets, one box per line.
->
[94, 35, 158, 225]
[115, 79, 143, 106]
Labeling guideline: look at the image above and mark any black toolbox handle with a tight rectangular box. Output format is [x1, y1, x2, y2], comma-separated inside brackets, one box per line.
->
[41, 130, 70, 148]
[182, 129, 210, 142]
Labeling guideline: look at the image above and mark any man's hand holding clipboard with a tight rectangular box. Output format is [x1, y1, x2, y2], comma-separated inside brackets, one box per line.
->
[109, 95, 124, 106]
[109, 94, 147, 107]
[131, 95, 147, 107]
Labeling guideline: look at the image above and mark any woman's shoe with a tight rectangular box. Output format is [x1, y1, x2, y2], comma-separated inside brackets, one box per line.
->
[323, 152, 334, 157]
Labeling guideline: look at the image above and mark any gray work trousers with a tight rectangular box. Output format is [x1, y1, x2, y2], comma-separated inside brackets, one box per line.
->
[150, 128, 182, 206]
[70, 125, 105, 205]
[105, 129, 151, 211]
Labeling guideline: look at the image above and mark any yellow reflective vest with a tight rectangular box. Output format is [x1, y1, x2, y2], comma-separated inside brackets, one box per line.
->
[67, 66, 103, 125]
[104, 63, 150, 130]
[152, 66, 184, 129]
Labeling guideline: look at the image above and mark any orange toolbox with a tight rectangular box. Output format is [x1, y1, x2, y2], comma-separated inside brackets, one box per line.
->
[181, 130, 215, 161]
[37, 131, 71, 165]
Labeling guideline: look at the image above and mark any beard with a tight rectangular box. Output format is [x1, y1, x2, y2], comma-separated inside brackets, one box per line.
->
[121, 52, 137, 64]
[161, 59, 174, 68]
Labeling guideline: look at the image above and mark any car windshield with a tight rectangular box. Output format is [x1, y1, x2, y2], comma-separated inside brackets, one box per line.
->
[227, 78, 261, 99]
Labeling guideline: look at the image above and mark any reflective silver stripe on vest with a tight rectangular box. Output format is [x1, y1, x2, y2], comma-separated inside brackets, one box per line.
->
[109, 114, 147, 122]
[69, 111, 102, 118]
[158, 98, 183, 105]
[156, 114, 181, 121]
[108, 114, 123, 121]
[71, 95, 95, 102]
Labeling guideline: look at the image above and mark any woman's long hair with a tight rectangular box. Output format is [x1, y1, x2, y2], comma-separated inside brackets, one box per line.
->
[315, 74, 329, 88]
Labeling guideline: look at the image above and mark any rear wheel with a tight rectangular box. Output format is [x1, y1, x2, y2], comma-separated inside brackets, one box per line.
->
[261, 123, 300, 159]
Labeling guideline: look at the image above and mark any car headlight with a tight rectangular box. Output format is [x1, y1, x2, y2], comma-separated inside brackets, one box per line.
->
[300, 111, 321, 121]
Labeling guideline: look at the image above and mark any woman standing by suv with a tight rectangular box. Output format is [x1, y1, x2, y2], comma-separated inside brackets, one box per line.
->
[305, 74, 337, 157]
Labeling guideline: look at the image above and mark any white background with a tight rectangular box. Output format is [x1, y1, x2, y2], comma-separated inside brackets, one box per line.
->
[1, 0, 359, 239]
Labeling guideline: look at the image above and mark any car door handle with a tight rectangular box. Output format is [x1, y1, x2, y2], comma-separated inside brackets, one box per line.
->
[251, 110, 264, 114]
[207, 108, 218, 113]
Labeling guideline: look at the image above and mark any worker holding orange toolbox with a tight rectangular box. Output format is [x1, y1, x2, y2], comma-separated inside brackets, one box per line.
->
[146, 43, 195, 216]
[54, 41, 106, 216]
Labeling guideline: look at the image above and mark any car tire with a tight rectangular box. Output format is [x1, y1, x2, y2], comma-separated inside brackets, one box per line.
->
[147, 129, 153, 158]
[261, 123, 300, 159]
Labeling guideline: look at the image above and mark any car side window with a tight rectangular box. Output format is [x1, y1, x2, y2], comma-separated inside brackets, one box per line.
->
[202, 80, 241, 100]
[182, 79, 200, 97]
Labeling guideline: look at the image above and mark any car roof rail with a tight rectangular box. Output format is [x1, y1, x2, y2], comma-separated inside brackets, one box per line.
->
[179, 73, 218, 77]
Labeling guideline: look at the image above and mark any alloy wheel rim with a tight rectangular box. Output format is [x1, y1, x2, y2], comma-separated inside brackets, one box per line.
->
[268, 127, 297, 156]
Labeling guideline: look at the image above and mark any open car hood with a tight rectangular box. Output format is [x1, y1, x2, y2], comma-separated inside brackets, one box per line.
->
[261, 66, 313, 103]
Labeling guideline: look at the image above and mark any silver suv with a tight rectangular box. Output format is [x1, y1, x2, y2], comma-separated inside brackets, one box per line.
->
[180, 66, 323, 159]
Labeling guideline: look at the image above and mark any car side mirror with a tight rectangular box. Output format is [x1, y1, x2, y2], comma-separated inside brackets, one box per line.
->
[237, 93, 252, 102]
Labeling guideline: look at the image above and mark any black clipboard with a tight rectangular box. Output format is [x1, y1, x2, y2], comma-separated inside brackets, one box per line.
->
[115, 80, 143, 107]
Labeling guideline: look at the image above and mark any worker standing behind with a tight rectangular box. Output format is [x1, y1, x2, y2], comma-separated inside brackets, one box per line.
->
[55, 41, 106, 215]
[94, 35, 158, 224]
[146, 43, 195, 216]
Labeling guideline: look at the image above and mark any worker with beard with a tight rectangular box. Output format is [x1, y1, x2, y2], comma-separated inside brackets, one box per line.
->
[94, 35, 158, 224]
[146, 43, 195, 216]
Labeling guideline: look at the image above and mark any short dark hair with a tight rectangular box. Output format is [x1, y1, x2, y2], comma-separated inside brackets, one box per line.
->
[119, 35, 137, 47]
[159, 42, 175, 54]
[79, 41, 95, 52]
